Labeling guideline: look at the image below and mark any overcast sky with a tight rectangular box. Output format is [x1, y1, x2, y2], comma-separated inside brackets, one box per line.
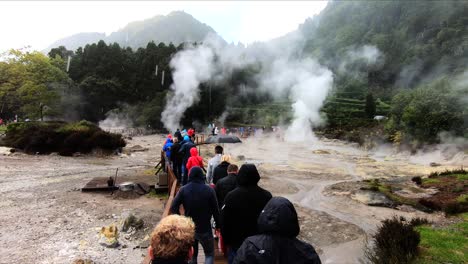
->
[0, 1, 328, 52]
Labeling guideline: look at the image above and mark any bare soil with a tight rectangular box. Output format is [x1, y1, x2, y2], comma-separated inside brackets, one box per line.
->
[0, 135, 167, 264]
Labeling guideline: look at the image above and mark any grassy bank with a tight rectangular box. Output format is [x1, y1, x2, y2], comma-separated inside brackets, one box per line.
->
[414, 213, 468, 264]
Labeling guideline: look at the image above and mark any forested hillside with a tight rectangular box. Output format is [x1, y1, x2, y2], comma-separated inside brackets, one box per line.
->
[44, 11, 219, 52]
[301, 0, 468, 144]
[2, 1, 467, 145]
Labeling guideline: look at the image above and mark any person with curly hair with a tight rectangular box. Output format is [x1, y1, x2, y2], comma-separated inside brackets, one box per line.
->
[149, 215, 196, 264]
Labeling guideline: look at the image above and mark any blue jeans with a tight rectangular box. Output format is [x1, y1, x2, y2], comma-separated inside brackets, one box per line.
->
[191, 232, 214, 264]
[228, 247, 238, 264]
[181, 164, 186, 185]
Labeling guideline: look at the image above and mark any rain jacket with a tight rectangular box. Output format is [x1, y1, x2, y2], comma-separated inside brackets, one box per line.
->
[179, 136, 195, 167]
[215, 172, 237, 209]
[170, 167, 220, 234]
[206, 154, 222, 184]
[163, 139, 173, 158]
[186, 147, 204, 173]
[233, 197, 321, 264]
[213, 161, 230, 185]
[221, 164, 272, 249]
[170, 141, 182, 165]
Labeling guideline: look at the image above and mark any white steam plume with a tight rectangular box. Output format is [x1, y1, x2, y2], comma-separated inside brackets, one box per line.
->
[161, 45, 215, 132]
[161, 32, 333, 141]
[259, 58, 333, 142]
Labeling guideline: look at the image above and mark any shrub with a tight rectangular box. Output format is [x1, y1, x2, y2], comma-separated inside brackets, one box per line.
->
[411, 176, 422, 185]
[365, 216, 420, 264]
[3, 121, 125, 155]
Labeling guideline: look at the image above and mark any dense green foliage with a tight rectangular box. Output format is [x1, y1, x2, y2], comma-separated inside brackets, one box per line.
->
[303, 1, 468, 143]
[4, 121, 125, 155]
[0, 49, 70, 120]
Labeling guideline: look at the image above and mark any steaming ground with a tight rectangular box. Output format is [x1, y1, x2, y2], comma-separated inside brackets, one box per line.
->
[0, 134, 466, 263]
[210, 135, 465, 263]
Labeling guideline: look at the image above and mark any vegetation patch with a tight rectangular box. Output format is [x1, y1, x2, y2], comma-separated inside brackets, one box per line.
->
[364, 169, 467, 215]
[365, 216, 423, 264]
[414, 213, 468, 264]
[419, 169, 468, 215]
[3, 121, 125, 156]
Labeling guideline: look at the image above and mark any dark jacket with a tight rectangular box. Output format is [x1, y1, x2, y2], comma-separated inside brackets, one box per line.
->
[215, 172, 237, 209]
[170, 141, 182, 164]
[170, 167, 219, 234]
[178, 138, 196, 166]
[151, 257, 187, 264]
[174, 130, 183, 142]
[233, 197, 321, 264]
[221, 164, 272, 249]
[212, 161, 230, 184]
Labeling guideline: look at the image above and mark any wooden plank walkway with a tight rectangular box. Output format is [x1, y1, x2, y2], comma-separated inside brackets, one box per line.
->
[142, 142, 226, 264]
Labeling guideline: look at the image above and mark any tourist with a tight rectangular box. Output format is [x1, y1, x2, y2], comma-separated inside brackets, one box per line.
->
[175, 128, 183, 142]
[221, 164, 272, 264]
[170, 138, 182, 182]
[163, 137, 173, 159]
[233, 197, 321, 264]
[206, 145, 223, 184]
[179, 136, 196, 185]
[149, 215, 195, 264]
[214, 126, 219, 135]
[212, 154, 231, 185]
[186, 147, 204, 174]
[215, 164, 238, 209]
[171, 167, 220, 264]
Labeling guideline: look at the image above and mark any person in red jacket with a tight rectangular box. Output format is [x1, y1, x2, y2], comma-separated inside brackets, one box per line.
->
[186, 147, 205, 174]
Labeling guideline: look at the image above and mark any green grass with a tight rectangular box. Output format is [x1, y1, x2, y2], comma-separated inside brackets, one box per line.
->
[457, 194, 468, 204]
[422, 178, 441, 184]
[454, 174, 468, 181]
[146, 189, 168, 199]
[414, 213, 468, 264]
[0, 125, 7, 133]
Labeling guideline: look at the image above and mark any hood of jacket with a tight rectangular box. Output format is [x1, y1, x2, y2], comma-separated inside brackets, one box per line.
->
[183, 135, 190, 142]
[257, 197, 300, 238]
[189, 147, 198, 157]
[188, 166, 205, 183]
[237, 163, 260, 186]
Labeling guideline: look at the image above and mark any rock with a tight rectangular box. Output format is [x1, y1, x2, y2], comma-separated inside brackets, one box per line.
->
[312, 149, 331, 155]
[351, 190, 396, 208]
[237, 155, 245, 161]
[122, 145, 148, 154]
[430, 162, 441, 167]
[0, 146, 14, 155]
[99, 224, 119, 248]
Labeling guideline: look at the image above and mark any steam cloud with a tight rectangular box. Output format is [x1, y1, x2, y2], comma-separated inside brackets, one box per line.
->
[161, 45, 215, 132]
[160, 33, 333, 141]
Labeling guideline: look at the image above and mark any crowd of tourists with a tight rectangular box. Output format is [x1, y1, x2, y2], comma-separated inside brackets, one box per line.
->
[154, 134, 321, 264]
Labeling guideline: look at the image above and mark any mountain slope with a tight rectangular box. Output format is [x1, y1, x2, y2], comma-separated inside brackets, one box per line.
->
[46, 11, 221, 51]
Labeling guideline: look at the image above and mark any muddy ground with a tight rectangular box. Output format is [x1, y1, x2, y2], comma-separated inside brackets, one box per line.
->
[0, 135, 166, 264]
[1, 134, 466, 264]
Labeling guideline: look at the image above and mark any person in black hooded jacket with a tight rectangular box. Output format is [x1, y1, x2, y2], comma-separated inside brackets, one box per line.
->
[233, 197, 321, 264]
[221, 164, 272, 264]
[170, 167, 219, 264]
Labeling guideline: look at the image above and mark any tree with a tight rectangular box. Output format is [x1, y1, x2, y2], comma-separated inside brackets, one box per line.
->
[365, 93, 376, 118]
[0, 49, 68, 120]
